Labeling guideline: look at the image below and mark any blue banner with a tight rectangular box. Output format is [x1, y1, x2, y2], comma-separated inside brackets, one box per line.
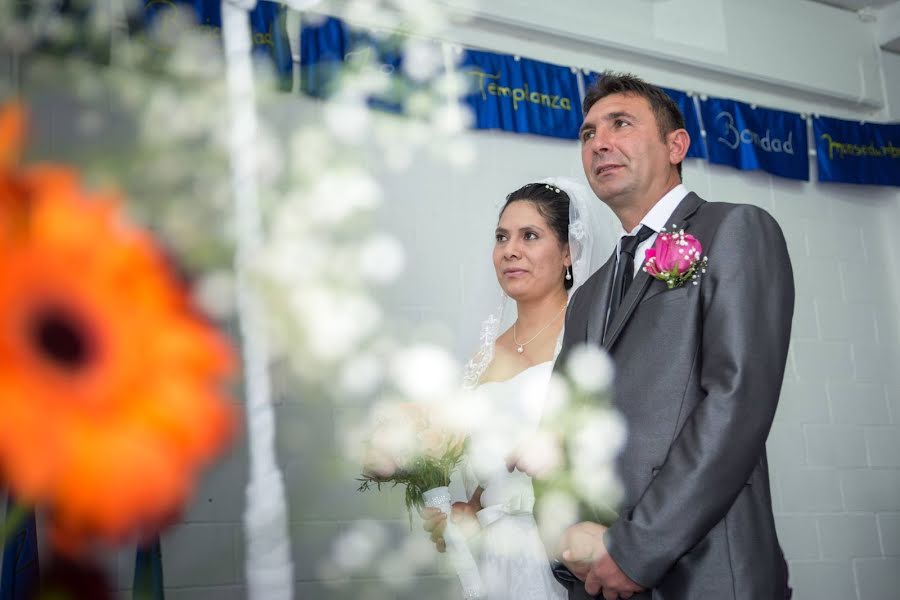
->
[299, 16, 422, 113]
[661, 87, 707, 159]
[295, 17, 900, 187]
[814, 116, 900, 186]
[582, 72, 706, 159]
[0, 495, 39, 600]
[299, 16, 351, 99]
[460, 50, 581, 140]
[700, 97, 808, 181]
[143, 0, 293, 89]
[133, 537, 165, 600]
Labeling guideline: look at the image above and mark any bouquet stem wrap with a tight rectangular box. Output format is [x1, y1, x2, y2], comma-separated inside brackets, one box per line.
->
[422, 486, 485, 600]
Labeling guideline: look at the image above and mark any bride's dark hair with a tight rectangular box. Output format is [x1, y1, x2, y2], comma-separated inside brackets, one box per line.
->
[500, 182, 572, 288]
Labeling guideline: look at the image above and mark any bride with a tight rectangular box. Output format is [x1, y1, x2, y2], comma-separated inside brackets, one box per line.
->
[423, 177, 612, 600]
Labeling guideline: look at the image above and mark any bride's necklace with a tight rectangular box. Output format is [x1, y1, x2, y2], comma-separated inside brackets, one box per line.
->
[513, 304, 567, 354]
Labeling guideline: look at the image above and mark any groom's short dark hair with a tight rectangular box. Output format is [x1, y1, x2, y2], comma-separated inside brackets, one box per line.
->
[582, 72, 687, 178]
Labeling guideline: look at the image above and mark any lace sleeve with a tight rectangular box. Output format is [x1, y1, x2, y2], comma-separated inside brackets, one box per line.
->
[461, 308, 503, 390]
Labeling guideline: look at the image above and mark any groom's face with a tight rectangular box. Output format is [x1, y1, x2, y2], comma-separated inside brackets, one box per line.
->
[580, 92, 674, 209]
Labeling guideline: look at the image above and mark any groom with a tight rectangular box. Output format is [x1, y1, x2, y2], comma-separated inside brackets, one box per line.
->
[545, 73, 794, 599]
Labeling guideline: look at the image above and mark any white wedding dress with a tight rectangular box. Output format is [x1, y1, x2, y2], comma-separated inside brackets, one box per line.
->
[467, 361, 567, 600]
[456, 176, 612, 599]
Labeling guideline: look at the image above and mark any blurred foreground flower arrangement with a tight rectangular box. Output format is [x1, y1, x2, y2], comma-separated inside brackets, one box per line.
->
[0, 102, 237, 553]
[0, 1, 628, 596]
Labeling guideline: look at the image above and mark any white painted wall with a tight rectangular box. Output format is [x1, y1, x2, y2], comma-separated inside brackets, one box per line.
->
[2, 1, 899, 599]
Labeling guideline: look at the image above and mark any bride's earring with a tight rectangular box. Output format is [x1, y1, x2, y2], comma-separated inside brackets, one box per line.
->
[565, 266, 572, 281]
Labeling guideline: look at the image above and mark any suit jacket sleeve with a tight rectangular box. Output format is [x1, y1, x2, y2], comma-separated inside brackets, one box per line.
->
[604, 204, 795, 587]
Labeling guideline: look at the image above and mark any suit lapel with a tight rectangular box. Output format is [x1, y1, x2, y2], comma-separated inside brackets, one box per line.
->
[601, 192, 705, 350]
[586, 252, 616, 344]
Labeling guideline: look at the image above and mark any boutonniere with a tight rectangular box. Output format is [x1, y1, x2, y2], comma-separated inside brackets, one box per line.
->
[643, 226, 708, 289]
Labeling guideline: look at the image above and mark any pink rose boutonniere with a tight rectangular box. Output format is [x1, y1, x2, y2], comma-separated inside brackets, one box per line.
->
[644, 226, 709, 289]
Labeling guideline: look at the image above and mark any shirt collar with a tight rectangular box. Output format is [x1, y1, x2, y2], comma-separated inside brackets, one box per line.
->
[619, 184, 690, 237]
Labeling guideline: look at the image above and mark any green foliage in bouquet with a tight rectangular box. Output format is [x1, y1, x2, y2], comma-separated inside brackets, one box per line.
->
[357, 440, 466, 514]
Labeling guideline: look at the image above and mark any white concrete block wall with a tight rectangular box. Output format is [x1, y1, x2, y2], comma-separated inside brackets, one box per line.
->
[764, 171, 900, 598]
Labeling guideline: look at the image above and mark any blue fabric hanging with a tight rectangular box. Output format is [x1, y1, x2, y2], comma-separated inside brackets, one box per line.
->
[0, 494, 39, 600]
[133, 537, 165, 600]
[460, 49, 582, 140]
[142, 0, 293, 89]
[660, 87, 708, 159]
[700, 96, 809, 181]
[814, 116, 900, 186]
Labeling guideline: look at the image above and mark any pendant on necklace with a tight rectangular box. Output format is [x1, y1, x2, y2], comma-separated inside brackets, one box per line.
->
[517, 346, 524, 353]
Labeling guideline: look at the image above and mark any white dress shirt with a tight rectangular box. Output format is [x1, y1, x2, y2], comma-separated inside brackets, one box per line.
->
[615, 184, 690, 276]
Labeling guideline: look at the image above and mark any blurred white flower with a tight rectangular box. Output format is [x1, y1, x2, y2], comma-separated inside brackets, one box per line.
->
[365, 404, 420, 473]
[571, 462, 622, 509]
[254, 124, 286, 185]
[566, 343, 614, 393]
[142, 87, 181, 143]
[542, 373, 571, 421]
[429, 387, 488, 436]
[535, 490, 579, 549]
[330, 520, 386, 571]
[389, 344, 459, 400]
[431, 102, 473, 135]
[568, 410, 626, 507]
[299, 11, 330, 27]
[169, 34, 224, 80]
[359, 233, 406, 284]
[337, 352, 384, 398]
[324, 94, 372, 144]
[260, 236, 331, 286]
[373, 118, 429, 169]
[291, 127, 337, 178]
[289, 0, 326, 10]
[402, 38, 444, 82]
[293, 287, 381, 361]
[568, 411, 627, 467]
[404, 90, 435, 118]
[307, 169, 382, 224]
[344, 0, 385, 28]
[512, 429, 564, 480]
[346, 63, 393, 97]
[433, 72, 471, 98]
[466, 429, 510, 483]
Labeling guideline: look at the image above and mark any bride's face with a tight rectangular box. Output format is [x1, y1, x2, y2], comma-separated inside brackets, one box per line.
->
[493, 200, 570, 302]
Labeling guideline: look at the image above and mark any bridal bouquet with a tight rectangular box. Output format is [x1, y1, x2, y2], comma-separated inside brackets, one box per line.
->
[357, 401, 465, 511]
[357, 401, 485, 599]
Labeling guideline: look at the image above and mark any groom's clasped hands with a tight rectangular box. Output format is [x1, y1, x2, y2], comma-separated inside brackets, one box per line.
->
[557, 521, 646, 600]
[507, 443, 646, 600]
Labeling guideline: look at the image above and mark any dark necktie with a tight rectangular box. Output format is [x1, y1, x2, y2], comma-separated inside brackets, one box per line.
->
[606, 225, 655, 335]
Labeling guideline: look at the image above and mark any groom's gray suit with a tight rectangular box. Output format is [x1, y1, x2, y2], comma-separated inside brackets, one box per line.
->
[554, 192, 794, 599]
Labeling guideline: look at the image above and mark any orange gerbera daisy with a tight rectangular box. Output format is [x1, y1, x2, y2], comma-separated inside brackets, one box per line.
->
[0, 103, 237, 553]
